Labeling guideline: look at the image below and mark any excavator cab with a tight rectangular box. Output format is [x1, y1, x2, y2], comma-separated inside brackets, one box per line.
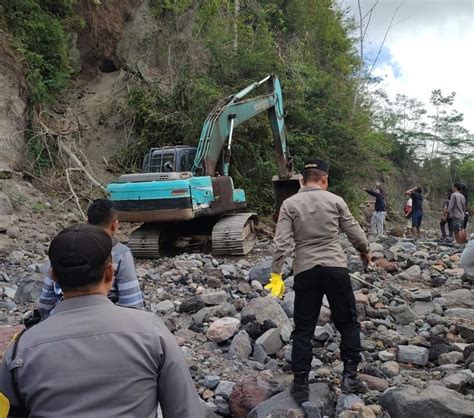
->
[142, 146, 197, 173]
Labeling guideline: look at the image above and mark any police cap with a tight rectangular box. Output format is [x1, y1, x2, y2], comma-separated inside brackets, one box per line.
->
[303, 158, 329, 173]
[49, 224, 112, 274]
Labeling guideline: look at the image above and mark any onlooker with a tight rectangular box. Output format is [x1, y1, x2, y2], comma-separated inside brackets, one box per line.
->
[406, 186, 423, 239]
[460, 183, 469, 231]
[440, 191, 453, 241]
[0, 224, 202, 417]
[38, 199, 144, 318]
[365, 187, 386, 236]
[448, 183, 467, 244]
[403, 192, 413, 237]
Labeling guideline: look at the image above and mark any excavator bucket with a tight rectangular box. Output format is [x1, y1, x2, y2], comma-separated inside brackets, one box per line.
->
[272, 174, 302, 222]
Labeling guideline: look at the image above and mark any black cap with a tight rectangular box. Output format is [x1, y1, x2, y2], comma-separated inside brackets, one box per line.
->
[304, 158, 329, 173]
[49, 224, 112, 274]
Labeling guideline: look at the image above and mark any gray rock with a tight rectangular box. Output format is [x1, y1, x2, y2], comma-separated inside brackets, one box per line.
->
[255, 328, 283, 355]
[9, 251, 24, 264]
[252, 343, 268, 363]
[248, 260, 272, 285]
[229, 330, 252, 359]
[381, 361, 399, 377]
[203, 375, 220, 389]
[444, 289, 474, 309]
[153, 300, 175, 315]
[282, 291, 295, 318]
[370, 243, 384, 253]
[301, 402, 321, 418]
[214, 395, 229, 415]
[396, 265, 421, 281]
[218, 264, 237, 277]
[247, 383, 333, 418]
[179, 297, 206, 313]
[280, 325, 292, 342]
[412, 289, 432, 301]
[378, 350, 396, 362]
[14, 277, 44, 303]
[441, 372, 469, 393]
[215, 380, 235, 399]
[379, 384, 474, 418]
[411, 301, 436, 317]
[397, 345, 429, 366]
[6, 225, 19, 239]
[250, 280, 263, 292]
[335, 393, 364, 416]
[458, 324, 474, 343]
[241, 296, 291, 330]
[389, 304, 417, 325]
[444, 308, 474, 320]
[197, 290, 228, 306]
[174, 259, 203, 270]
[193, 302, 237, 324]
[0, 215, 12, 232]
[438, 351, 464, 365]
[0, 192, 13, 216]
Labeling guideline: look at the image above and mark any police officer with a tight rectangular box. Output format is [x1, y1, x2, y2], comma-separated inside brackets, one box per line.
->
[0, 224, 203, 417]
[266, 158, 371, 404]
[37, 199, 145, 318]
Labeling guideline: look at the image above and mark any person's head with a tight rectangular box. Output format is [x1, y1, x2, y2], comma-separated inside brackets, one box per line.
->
[459, 183, 468, 197]
[453, 182, 463, 193]
[405, 192, 411, 199]
[302, 158, 329, 190]
[48, 224, 114, 297]
[87, 199, 118, 236]
[415, 186, 422, 193]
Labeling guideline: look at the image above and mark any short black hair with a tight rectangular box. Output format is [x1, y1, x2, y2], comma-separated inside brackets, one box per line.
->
[87, 199, 117, 227]
[303, 168, 327, 184]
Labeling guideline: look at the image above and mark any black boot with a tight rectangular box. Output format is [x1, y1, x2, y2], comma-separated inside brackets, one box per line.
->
[290, 371, 309, 405]
[341, 359, 367, 394]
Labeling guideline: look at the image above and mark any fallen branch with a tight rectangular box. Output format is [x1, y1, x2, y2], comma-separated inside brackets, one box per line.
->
[65, 168, 87, 221]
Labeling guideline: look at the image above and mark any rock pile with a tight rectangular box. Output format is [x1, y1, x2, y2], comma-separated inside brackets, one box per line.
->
[1, 212, 474, 417]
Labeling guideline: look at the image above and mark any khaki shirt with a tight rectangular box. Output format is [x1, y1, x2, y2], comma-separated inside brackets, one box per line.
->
[0, 295, 203, 418]
[272, 186, 369, 275]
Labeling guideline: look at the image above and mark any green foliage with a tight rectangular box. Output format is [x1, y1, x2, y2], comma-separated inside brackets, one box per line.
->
[32, 201, 46, 213]
[1, 0, 76, 103]
[121, 0, 410, 213]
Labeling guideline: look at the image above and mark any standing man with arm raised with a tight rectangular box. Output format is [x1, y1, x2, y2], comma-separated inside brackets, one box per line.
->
[365, 186, 386, 236]
[266, 158, 371, 404]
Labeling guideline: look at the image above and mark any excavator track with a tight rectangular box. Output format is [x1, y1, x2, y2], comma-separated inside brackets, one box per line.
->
[128, 225, 161, 259]
[211, 213, 258, 256]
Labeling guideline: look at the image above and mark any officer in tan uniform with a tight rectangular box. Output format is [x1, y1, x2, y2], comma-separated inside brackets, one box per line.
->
[0, 224, 203, 418]
[267, 158, 371, 404]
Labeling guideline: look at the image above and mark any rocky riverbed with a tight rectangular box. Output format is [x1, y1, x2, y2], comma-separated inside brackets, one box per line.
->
[0, 187, 474, 417]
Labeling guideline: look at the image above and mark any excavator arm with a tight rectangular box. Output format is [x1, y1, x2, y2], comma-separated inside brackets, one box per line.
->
[192, 75, 294, 179]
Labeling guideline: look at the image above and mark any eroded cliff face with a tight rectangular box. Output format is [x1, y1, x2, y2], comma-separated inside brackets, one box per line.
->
[0, 32, 27, 172]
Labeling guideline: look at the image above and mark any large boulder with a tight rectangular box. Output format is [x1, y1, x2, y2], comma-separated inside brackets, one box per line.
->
[443, 289, 474, 309]
[14, 277, 44, 304]
[229, 330, 253, 359]
[206, 317, 240, 343]
[229, 372, 282, 418]
[241, 297, 292, 330]
[379, 385, 474, 418]
[247, 383, 334, 418]
[255, 328, 283, 355]
[397, 345, 429, 366]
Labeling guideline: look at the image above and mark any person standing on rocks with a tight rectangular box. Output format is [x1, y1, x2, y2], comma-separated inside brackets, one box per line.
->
[460, 183, 469, 231]
[440, 191, 453, 242]
[403, 192, 413, 237]
[365, 186, 386, 236]
[405, 186, 423, 239]
[37, 199, 144, 318]
[448, 183, 467, 244]
[268, 158, 371, 404]
[0, 224, 202, 417]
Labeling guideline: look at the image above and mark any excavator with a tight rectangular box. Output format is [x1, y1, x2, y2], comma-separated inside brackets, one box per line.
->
[106, 75, 301, 258]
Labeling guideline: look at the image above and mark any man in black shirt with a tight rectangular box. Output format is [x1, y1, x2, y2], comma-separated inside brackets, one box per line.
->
[365, 187, 386, 236]
[406, 186, 423, 239]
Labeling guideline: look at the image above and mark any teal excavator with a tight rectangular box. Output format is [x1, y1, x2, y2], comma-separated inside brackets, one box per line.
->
[106, 75, 301, 258]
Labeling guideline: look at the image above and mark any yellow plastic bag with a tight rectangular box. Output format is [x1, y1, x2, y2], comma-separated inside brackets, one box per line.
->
[264, 273, 285, 298]
[0, 393, 10, 418]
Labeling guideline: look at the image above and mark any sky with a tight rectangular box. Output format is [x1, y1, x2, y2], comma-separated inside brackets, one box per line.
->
[339, 0, 474, 133]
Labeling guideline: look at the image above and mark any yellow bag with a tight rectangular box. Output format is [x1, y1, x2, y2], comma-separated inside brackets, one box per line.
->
[0, 393, 10, 418]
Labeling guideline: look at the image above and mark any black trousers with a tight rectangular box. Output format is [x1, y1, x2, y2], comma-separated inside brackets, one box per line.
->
[292, 266, 362, 373]
[440, 218, 453, 238]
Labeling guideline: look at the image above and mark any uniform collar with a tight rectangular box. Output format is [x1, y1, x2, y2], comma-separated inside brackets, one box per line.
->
[53, 294, 112, 313]
[298, 185, 323, 193]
